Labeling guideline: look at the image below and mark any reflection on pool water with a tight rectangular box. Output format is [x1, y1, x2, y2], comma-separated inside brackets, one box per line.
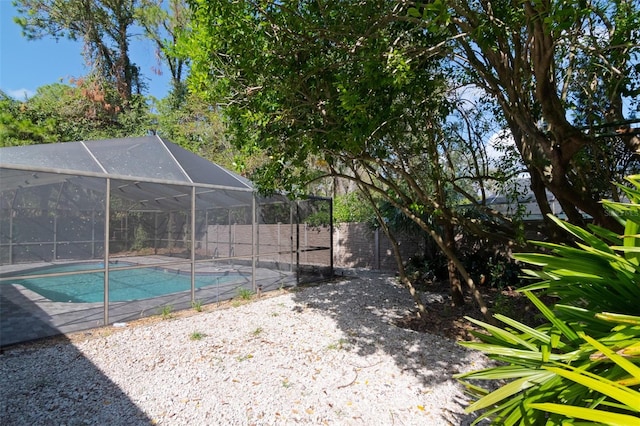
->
[8, 262, 246, 303]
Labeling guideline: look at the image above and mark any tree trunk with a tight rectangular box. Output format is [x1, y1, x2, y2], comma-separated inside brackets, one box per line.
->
[384, 227, 429, 324]
[444, 220, 464, 306]
[358, 183, 429, 324]
[422, 221, 494, 323]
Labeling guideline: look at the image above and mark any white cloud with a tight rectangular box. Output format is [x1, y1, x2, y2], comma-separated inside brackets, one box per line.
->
[5, 88, 35, 99]
[486, 129, 514, 162]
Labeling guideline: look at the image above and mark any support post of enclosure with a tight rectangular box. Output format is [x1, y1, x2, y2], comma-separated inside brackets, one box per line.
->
[256, 198, 260, 265]
[228, 209, 232, 264]
[251, 193, 256, 291]
[53, 215, 57, 261]
[205, 209, 209, 257]
[8, 211, 13, 264]
[296, 202, 300, 284]
[9, 190, 19, 264]
[154, 212, 158, 255]
[191, 186, 196, 302]
[329, 198, 334, 277]
[91, 210, 95, 258]
[53, 182, 63, 261]
[104, 178, 111, 326]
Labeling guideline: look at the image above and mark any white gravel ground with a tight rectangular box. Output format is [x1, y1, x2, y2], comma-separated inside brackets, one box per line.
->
[0, 272, 489, 425]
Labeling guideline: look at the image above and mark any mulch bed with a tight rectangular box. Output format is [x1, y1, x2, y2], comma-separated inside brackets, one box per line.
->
[394, 280, 548, 341]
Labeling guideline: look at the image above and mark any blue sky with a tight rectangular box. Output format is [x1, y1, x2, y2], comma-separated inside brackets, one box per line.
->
[0, 1, 171, 100]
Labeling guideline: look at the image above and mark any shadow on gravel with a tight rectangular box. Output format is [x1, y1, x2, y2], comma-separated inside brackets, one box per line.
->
[0, 291, 151, 425]
[292, 271, 482, 425]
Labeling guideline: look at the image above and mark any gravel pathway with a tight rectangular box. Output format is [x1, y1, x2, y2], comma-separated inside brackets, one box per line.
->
[1, 272, 489, 425]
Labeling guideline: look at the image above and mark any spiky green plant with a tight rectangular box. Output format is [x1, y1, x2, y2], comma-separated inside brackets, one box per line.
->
[457, 175, 640, 424]
[159, 304, 173, 320]
[237, 287, 254, 300]
[191, 299, 203, 312]
[190, 331, 206, 341]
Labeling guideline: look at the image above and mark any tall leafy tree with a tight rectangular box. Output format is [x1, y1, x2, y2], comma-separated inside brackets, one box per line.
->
[1, 81, 151, 146]
[11, 0, 190, 141]
[410, 0, 640, 231]
[14, 0, 146, 102]
[154, 92, 232, 167]
[137, 0, 192, 106]
[0, 90, 57, 146]
[182, 0, 510, 319]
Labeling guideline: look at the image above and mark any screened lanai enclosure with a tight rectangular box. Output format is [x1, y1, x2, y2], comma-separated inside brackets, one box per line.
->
[0, 136, 332, 346]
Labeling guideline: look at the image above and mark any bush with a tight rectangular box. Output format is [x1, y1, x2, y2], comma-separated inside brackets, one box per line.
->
[131, 225, 149, 251]
[463, 249, 523, 290]
[456, 175, 640, 424]
[333, 192, 375, 223]
[402, 254, 448, 289]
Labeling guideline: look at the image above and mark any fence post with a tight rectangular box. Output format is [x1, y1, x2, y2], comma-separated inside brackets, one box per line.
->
[374, 228, 380, 270]
[290, 203, 294, 273]
[334, 225, 339, 271]
[329, 199, 334, 276]
[9, 211, 13, 263]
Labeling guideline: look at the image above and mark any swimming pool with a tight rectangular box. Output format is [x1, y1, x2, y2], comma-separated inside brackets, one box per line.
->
[8, 262, 247, 303]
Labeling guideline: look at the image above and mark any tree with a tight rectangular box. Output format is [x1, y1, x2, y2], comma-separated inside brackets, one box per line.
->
[332, 191, 376, 223]
[0, 90, 57, 146]
[11, 0, 199, 142]
[182, 0, 509, 320]
[1, 81, 151, 145]
[154, 92, 232, 167]
[410, 0, 640, 232]
[14, 0, 150, 104]
[137, 0, 191, 106]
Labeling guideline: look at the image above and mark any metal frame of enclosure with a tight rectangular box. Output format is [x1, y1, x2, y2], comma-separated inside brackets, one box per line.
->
[0, 136, 332, 346]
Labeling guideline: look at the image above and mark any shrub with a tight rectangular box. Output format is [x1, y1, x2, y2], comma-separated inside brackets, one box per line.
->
[333, 192, 375, 223]
[456, 175, 640, 424]
[131, 224, 149, 251]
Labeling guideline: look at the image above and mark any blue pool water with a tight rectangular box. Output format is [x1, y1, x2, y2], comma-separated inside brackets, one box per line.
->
[9, 263, 246, 303]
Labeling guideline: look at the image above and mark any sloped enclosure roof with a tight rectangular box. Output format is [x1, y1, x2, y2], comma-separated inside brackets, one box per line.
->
[0, 136, 260, 211]
[0, 136, 253, 190]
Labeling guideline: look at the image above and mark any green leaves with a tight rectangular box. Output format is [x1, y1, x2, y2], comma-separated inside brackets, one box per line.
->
[529, 332, 640, 424]
[512, 211, 640, 315]
[459, 323, 640, 423]
[408, 0, 451, 26]
[184, 0, 453, 195]
[459, 175, 640, 424]
[528, 403, 640, 425]
[465, 371, 555, 413]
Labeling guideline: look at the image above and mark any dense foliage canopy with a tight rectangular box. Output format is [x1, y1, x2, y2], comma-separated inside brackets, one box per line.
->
[410, 0, 640, 230]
